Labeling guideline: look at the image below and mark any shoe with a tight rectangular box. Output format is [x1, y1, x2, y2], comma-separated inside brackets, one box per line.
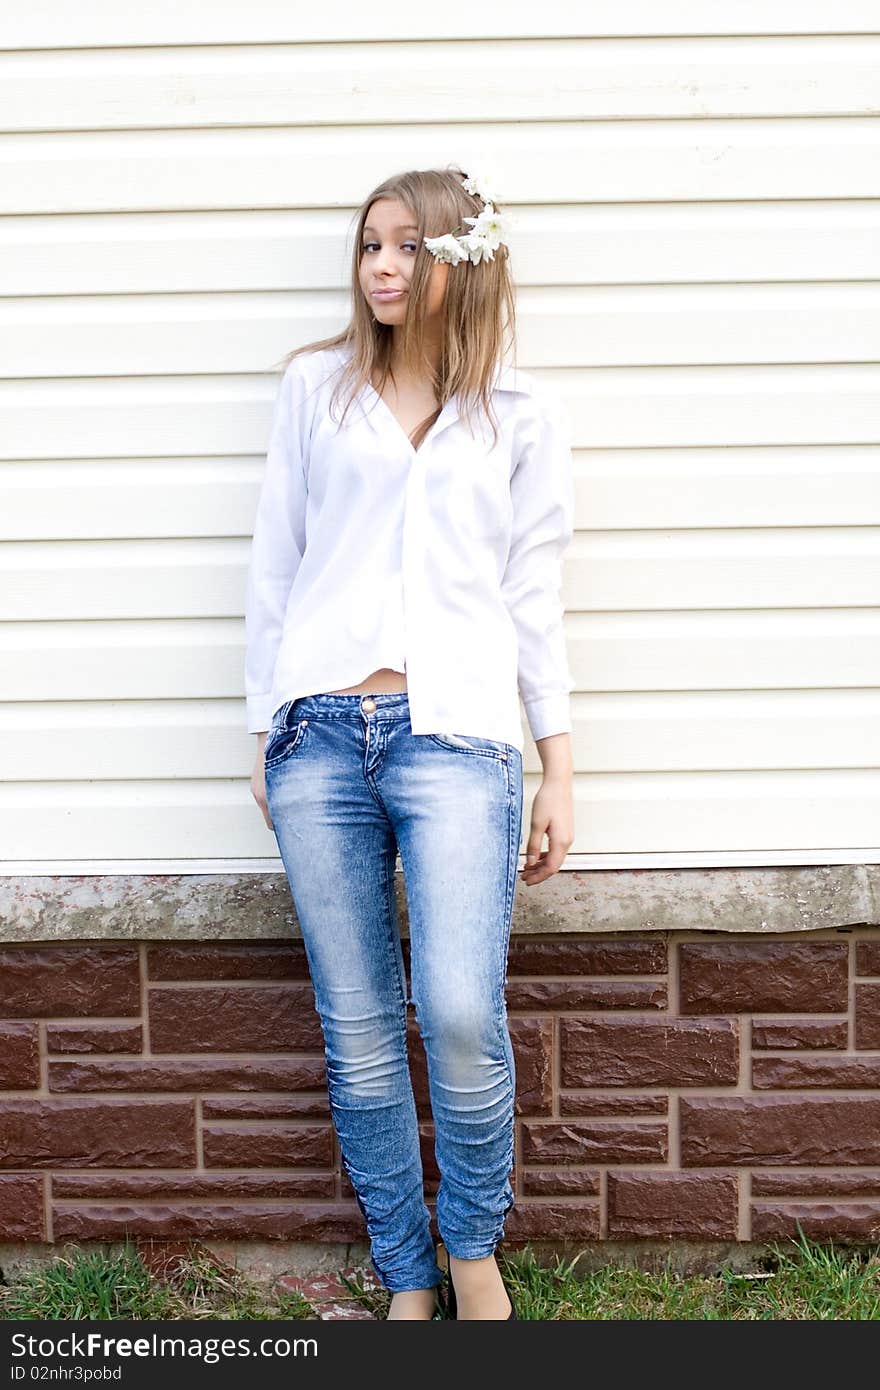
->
[445, 1266, 517, 1320]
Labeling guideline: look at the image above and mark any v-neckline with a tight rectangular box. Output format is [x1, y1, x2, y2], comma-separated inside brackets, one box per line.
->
[362, 378, 453, 457]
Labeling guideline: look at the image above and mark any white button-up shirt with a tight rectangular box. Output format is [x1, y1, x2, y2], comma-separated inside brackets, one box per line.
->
[244, 343, 574, 753]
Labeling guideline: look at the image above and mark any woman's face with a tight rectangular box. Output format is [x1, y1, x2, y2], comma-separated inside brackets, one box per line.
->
[359, 197, 449, 328]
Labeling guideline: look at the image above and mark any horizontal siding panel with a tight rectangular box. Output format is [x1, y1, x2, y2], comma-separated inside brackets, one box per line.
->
[2, 1, 877, 47]
[4, 38, 879, 132]
[4, 530, 880, 620]
[577, 448, 880, 528]
[2, 460, 254, 540]
[562, 364, 880, 448]
[0, 619, 246, 702]
[566, 691, 880, 772]
[569, 770, 880, 853]
[566, 528, 880, 609]
[0, 771, 876, 858]
[575, 611, 880, 691]
[3, 119, 880, 216]
[4, 204, 879, 296]
[4, 448, 880, 541]
[3, 691, 879, 781]
[3, 366, 880, 459]
[6, 283, 880, 378]
[0, 375, 276, 462]
[3, 611, 879, 704]
[0, 540, 247, 620]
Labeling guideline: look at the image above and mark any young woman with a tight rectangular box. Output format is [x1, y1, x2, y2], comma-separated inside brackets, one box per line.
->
[245, 166, 575, 1320]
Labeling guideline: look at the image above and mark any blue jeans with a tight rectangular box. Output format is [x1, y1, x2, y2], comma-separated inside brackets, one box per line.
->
[264, 691, 524, 1293]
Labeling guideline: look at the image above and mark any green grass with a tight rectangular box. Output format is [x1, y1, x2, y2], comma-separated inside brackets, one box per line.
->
[491, 1230, 880, 1321]
[0, 1242, 315, 1322]
[1, 1231, 878, 1320]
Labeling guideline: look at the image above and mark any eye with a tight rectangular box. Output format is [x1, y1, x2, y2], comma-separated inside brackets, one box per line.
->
[361, 241, 418, 254]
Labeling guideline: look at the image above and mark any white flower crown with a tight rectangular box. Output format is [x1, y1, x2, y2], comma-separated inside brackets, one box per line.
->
[423, 170, 512, 266]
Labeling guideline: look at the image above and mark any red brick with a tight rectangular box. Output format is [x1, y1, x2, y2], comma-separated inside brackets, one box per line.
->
[276, 1269, 381, 1323]
[503, 1201, 600, 1240]
[0, 1099, 195, 1168]
[149, 986, 322, 1052]
[752, 1203, 880, 1241]
[147, 943, 311, 981]
[751, 1019, 848, 1051]
[0, 1174, 44, 1239]
[506, 939, 666, 976]
[753, 1056, 880, 1088]
[559, 1093, 667, 1117]
[855, 984, 880, 1048]
[47, 1024, 143, 1055]
[48, 1057, 325, 1093]
[52, 1173, 335, 1199]
[608, 1171, 738, 1239]
[562, 1017, 737, 1087]
[506, 980, 666, 1011]
[522, 1169, 600, 1197]
[0, 946, 140, 1018]
[522, 1120, 667, 1164]
[679, 942, 847, 1014]
[201, 1094, 330, 1119]
[681, 1095, 880, 1166]
[752, 1172, 880, 1197]
[510, 1017, 553, 1115]
[855, 941, 880, 976]
[202, 1123, 333, 1169]
[53, 1202, 365, 1241]
[0, 1022, 39, 1088]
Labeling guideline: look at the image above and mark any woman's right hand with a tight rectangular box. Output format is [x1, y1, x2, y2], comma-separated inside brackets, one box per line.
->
[251, 732, 273, 829]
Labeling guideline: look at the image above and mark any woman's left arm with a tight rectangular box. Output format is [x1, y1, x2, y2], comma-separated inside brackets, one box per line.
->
[500, 389, 577, 885]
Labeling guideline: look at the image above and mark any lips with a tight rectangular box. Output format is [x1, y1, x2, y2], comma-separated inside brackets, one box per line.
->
[372, 289, 406, 300]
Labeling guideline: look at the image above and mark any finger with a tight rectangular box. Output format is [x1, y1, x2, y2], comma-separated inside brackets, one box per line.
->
[523, 825, 547, 869]
[521, 836, 567, 882]
[520, 850, 550, 880]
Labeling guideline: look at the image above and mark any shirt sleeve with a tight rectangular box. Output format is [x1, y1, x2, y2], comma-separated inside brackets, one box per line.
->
[501, 386, 576, 743]
[244, 359, 310, 733]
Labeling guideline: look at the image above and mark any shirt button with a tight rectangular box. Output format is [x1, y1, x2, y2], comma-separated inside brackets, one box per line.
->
[361, 697, 377, 713]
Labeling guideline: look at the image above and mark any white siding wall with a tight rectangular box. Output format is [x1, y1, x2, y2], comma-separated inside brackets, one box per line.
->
[2, 3, 879, 871]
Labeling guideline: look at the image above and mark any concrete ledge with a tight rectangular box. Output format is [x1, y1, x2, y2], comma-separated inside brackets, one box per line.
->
[0, 863, 877, 942]
[0, 1238, 785, 1284]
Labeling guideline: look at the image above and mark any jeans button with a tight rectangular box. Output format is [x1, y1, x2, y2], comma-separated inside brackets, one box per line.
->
[361, 696, 377, 713]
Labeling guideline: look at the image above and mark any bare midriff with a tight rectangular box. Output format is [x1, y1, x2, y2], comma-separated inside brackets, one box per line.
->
[328, 666, 408, 695]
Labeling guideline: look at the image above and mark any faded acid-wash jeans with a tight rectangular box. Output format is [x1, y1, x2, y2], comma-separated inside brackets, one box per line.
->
[264, 691, 524, 1293]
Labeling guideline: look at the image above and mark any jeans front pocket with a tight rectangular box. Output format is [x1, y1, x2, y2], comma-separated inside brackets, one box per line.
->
[264, 716, 309, 770]
[426, 732, 510, 761]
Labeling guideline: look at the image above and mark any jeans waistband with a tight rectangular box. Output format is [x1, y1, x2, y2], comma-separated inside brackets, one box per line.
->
[285, 691, 412, 722]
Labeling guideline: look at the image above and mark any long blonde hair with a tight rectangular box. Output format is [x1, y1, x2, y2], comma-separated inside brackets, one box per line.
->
[272, 165, 518, 451]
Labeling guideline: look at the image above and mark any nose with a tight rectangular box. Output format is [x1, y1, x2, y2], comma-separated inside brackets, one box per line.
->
[374, 247, 398, 275]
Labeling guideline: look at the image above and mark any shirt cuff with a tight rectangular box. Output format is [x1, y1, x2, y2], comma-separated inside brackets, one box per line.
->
[523, 693, 573, 743]
[246, 692, 277, 734]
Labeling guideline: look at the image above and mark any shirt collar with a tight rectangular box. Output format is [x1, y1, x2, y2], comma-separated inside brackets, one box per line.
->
[333, 343, 529, 447]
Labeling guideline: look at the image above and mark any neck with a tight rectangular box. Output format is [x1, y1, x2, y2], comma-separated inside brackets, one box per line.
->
[390, 323, 443, 381]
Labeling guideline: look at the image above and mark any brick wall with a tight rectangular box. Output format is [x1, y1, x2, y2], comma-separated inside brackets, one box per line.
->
[2, 931, 880, 1249]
